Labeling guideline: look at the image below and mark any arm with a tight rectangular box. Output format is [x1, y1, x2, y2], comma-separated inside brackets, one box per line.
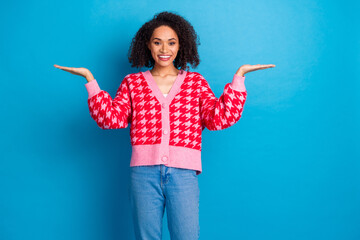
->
[53, 64, 133, 129]
[199, 73, 247, 131]
[85, 77, 132, 129]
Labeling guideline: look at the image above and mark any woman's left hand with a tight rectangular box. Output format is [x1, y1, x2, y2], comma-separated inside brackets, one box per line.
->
[236, 64, 276, 77]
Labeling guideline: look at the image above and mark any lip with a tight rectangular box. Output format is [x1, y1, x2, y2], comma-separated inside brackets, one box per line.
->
[158, 55, 171, 61]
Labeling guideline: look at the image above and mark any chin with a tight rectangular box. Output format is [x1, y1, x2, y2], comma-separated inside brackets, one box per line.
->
[157, 62, 172, 67]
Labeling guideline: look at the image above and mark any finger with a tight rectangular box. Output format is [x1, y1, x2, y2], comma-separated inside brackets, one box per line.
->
[55, 66, 77, 74]
[54, 64, 64, 69]
[54, 64, 68, 69]
[261, 64, 275, 68]
[248, 65, 267, 70]
[247, 65, 275, 72]
[256, 64, 275, 70]
[57, 66, 73, 71]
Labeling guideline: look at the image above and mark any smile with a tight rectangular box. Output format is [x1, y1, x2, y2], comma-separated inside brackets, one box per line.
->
[158, 55, 171, 61]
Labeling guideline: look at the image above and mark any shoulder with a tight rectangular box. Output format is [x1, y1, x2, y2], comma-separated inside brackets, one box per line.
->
[186, 71, 208, 86]
[185, 71, 201, 76]
[185, 71, 205, 80]
[119, 72, 144, 86]
[125, 71, 143, 79]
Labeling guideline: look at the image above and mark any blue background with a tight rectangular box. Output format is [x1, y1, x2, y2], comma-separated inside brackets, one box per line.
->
[1, 0, 359, 239]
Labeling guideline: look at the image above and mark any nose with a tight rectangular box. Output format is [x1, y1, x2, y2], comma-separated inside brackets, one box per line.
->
[161, 43, 168, 52]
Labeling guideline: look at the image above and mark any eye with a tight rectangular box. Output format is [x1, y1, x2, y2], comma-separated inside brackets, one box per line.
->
[154, 42, 160, 45]
[169, 42, 176, 45]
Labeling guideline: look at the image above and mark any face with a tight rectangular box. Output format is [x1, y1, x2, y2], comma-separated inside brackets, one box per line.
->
[147, 25, 180, 68]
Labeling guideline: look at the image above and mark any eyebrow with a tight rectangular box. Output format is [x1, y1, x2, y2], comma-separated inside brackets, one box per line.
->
[152, 37, 177, 41]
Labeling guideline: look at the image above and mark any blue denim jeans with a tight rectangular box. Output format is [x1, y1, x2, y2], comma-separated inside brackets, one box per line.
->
[128, 164, 200, 240]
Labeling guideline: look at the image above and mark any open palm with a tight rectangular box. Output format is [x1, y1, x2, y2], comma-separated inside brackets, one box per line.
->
[237, 64, 276, 76]
[53, 64, 90, 77]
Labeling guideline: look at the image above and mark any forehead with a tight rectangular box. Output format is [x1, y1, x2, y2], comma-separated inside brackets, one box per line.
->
[151, 25, 178, 40]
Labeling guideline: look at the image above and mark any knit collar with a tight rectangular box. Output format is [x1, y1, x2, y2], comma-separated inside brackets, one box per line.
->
[142, 69, 187, 105]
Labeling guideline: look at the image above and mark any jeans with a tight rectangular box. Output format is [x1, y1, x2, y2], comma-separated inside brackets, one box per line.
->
[128, 164, 200, 240]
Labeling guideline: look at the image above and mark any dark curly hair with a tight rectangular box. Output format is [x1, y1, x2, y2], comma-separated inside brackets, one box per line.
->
[128, 11, 200, 71]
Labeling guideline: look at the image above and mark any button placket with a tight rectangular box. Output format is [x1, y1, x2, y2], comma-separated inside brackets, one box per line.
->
[160, 101, 170, 164]
[161, 156, 168, 162]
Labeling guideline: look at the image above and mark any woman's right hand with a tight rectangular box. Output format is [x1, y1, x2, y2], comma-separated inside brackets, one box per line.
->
[54, 64, 95, 82]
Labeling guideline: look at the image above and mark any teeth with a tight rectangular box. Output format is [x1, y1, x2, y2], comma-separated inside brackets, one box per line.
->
[159, 56, 170, 58]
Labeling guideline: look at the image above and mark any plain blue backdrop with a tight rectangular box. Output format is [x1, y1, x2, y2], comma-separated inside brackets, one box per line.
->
[0, 0, 359, 239]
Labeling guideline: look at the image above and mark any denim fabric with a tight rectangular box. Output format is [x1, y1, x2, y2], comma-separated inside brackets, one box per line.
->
[128, 164, 200, 240]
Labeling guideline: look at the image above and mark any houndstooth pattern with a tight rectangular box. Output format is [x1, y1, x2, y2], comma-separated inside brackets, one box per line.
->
[87, 71, 247, 151]
[127, 73, 162, 146]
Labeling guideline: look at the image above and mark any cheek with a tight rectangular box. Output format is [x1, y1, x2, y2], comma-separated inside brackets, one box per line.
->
[152, 50, 158, 58]
[172, 47, 179, 55]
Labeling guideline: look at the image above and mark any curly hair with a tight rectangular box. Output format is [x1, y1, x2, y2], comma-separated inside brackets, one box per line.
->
[128, 11, 200, 71]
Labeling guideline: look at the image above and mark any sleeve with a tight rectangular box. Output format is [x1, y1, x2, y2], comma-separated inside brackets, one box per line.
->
[199, 73, 247, 131]
[84, 77, 132, 129]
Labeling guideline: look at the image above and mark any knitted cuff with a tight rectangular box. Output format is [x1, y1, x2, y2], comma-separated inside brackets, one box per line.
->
[230, 74, 246, 92]
[85, 79, 101, 99]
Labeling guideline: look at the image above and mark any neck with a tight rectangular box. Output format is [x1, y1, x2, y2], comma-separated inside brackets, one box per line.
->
[150, 64, 179, 77]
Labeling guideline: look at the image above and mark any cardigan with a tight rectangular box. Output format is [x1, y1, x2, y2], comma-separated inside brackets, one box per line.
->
[85, 70, 247, 175]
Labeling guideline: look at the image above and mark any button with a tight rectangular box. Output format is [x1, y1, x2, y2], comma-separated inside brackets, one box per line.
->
[162, 103, 166, 108]
[163, 130, 168, 135]
[161, 156, 168, 162]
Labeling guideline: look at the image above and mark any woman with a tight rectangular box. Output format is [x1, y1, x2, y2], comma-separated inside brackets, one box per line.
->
[54, 11, 275, 240]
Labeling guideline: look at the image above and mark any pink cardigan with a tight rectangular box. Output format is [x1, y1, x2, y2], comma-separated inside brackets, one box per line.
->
[85, 70, 247, 175]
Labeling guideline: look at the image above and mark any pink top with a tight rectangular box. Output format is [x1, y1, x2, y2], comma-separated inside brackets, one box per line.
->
[85, 70, 246, 175]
